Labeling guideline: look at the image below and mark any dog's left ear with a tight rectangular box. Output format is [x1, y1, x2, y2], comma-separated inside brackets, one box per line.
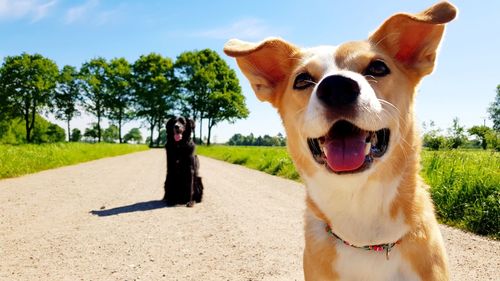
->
[369, 1, 457, 76]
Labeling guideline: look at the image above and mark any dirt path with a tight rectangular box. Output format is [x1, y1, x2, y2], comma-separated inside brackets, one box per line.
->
[0, 149, 498, 281]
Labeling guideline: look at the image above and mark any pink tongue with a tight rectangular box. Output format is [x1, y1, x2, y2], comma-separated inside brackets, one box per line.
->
[174, 134, 182, 142]
[325, 135, 367, 172]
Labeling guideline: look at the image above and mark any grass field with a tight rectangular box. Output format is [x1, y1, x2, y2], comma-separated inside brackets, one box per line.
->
[197, 145, 499, 238]
[0, 143, 149, 179]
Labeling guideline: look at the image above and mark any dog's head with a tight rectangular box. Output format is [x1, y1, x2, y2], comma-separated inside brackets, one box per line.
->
[224, 3, 456, 181]
[166, 116, 195, 143]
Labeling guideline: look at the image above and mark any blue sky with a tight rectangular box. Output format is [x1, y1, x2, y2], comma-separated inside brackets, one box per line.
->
[1, 0, 499, 142]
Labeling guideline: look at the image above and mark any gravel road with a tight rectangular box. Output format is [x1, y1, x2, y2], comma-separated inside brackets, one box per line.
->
[0, 149, 498, 280]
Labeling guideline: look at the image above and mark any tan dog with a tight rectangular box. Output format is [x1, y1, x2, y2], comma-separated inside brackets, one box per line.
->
[224, 2, 457, 280]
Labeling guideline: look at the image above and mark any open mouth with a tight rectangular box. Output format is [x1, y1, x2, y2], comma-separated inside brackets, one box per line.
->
[307, 120, 390, 174]
[174, 127, 184, 142]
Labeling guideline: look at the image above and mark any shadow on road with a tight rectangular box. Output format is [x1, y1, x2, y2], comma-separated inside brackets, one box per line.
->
[90, 200, 167, 216]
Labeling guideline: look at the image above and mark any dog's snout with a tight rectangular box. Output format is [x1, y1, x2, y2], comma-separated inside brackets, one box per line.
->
[316, 75, 360, 108]
[174, 124, 180, 130]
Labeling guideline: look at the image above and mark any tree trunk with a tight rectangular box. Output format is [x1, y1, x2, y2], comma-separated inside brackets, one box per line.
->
[192, 110, 197, 143]
[118, 108, 123, 143]
[199, 116, 203, 145]
[207, 118, 213, 146]
[67, 119, 71, 142]
[156, 118, 161, 147]
[149, 118, 155, 147]
[97, 110, 101, 143]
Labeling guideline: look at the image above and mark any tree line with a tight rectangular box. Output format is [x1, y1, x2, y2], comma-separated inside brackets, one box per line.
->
[0, 49, 248, 146]
[422, 86, 499, 151]
[227, 133, 286, 146]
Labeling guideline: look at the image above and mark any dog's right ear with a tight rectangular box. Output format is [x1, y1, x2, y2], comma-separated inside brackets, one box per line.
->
[224, 38, 299, 106]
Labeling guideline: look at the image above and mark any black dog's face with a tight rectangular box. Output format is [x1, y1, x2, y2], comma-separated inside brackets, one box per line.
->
[166, 117, 194, 143]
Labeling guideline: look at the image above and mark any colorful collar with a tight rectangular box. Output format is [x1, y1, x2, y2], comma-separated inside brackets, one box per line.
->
[325, 225, 401, 260]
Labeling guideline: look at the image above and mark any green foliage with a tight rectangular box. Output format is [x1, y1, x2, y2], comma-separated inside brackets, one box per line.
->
[83, 123, 99, 142]
[422, 121, 446, 150]
[488, 85, 500, 131]
[53, 65, 81, 141]
[106, 57, 134, 143]
[123, 128, 143, 144]
[422, 150, 499, 238]
[70, 128, 82, 142]
[468, 125, 492, 149]
[0, 115, 64, 144]
[0, 53, 59, 142]
[132, 53, 175, 147]
[0, 143, 148, 179]
[174, 49, 249, 145]
[103, 124, 119, 143]
[446, 117, 467, 149]
[485, 130, 500, 151]
[80, 57, 109, 142]
[227, 133, 286, 146]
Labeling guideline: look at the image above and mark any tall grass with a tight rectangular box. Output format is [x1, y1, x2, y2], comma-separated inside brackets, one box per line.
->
[198, 145, 499, 238]
[0, 143, 149, 179]
[196, 145, 299, 180]
[421, 150, 499, 238]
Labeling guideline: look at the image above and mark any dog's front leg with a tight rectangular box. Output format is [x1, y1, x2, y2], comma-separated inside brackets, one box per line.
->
[186, 155, 196, 208]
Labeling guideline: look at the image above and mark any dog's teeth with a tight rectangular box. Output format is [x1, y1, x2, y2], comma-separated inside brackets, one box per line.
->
[322, 147, 328, 157]
[365, 142, 371, 155]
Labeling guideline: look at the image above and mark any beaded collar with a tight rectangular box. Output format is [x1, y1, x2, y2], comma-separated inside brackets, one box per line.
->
[325, 225, 401, 260]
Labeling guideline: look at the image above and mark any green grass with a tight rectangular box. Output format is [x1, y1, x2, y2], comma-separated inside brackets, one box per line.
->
[0, 142, 149, 179]
[198, 145, 499, 238]
[421, 150, 499, 238]
[197, 145, 299, 180]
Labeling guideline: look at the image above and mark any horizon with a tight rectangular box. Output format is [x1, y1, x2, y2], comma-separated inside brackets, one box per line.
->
[1, 0, 498, 142]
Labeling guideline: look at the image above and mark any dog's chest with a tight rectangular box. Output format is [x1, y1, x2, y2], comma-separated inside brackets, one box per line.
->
[334, 244, 419, 281]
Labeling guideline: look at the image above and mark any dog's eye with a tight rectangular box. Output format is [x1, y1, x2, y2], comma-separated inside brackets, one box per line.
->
[293, 72, 315, 90]
[364, 60, 390, 77]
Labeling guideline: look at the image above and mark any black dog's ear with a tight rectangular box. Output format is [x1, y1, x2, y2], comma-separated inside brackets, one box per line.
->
[166, 117, 176, 129]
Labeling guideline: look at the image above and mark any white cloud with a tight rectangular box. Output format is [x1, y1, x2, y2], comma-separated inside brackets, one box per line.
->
[195, 18, 284, 41]
[64, 0, 99, 24]
[0, 0, 57, 22]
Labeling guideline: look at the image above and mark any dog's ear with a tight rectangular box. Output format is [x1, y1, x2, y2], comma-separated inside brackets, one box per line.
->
[369, 1, 457, 76]
[224, 37, 299, 105]
[189, 119, 195, 130]
[166, 117, 175, 129]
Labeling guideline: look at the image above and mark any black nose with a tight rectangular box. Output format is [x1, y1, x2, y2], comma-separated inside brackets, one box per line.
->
[316, 75, 360, 108]
[174, 125, 180, 130]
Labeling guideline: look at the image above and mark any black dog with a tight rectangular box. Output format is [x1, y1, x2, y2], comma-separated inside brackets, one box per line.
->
[163, 116, 203, 207]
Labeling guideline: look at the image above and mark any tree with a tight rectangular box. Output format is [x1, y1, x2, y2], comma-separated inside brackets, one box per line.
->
[0, 53, 59, 143]
[174, 50, 212, 143]
[422, 121, 445, 150]
[132, 53, 175, 147]
[70, 128, 82, 142]
[488, 85, 500, 131]
[205, 57, 248, 145]
[53, 65, 81, 141]
[106, 58, 133, 143]
[83, 123, 99, 142]
[80, 57, 109, 142]
[103, 124, 119, 143]
[174, 49, 249, 145]
[446, 117, 467, 149]
[123, 128, 143, 144]
[468, 125, 492, 149]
